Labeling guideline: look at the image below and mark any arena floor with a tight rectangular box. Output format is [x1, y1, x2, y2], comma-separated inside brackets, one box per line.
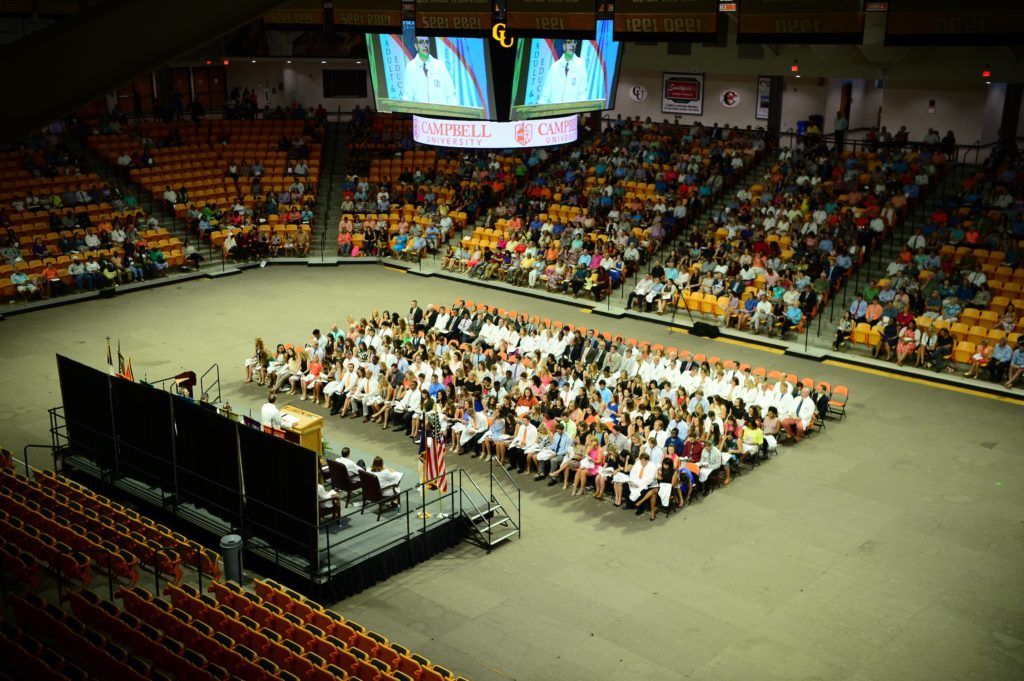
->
[3, 265, 1023, 680]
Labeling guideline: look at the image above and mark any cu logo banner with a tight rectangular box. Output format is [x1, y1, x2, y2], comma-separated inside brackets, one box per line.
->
[492, 23, 514, 48]
[629, 85, 648, 102]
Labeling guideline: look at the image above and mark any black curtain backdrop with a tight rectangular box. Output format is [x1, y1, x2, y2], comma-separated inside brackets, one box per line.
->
[239, 426, 319, 562]
[112, 378, 175, 490]
[172, 397, 242, 526]
[57, 354, 115, 472]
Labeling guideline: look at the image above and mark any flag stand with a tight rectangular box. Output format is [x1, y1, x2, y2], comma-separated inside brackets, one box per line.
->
[417, 421, 433, 519]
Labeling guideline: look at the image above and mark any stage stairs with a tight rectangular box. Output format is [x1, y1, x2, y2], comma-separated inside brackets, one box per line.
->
[457, 465, 521, 552]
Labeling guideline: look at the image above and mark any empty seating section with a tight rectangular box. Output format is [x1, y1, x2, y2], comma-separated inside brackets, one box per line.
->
[1, 462, 468, 681]
[0, 466, 222, 588]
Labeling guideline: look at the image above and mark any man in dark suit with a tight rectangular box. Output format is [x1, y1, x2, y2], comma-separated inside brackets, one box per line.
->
[409, 299, 424, 331]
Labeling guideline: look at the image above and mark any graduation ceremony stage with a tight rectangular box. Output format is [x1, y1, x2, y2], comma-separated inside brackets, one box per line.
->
[48, 354, 520, 601]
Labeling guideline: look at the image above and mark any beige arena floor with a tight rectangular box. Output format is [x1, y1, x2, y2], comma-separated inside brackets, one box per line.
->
[2, 265, 1022, 681]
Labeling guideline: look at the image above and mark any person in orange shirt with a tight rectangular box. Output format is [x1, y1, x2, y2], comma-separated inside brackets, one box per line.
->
[42, 264, 60, 298]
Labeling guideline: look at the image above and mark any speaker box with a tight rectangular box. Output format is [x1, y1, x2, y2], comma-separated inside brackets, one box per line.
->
[99, 288, 116, 299]
[691, 321, 720, 338]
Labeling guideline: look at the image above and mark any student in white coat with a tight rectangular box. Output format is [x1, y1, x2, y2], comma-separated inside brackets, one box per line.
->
[402, 36, 455, 106]
[626, 452, 657, 505]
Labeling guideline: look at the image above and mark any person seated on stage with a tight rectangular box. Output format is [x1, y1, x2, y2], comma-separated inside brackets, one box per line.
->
[260, 393, 283, 429]
[370, 456, 403, 497]
[317, 476, 339, 511]
[333, 446, 363, 483]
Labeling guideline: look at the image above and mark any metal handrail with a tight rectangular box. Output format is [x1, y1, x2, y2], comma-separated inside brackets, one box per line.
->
[199, 363, 221, 404]
[54, 545, 118, 603]
[456, 469, 490, 518]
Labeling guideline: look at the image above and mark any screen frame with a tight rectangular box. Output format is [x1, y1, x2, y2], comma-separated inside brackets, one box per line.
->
[366, 25, 498, 120]
[507, 20, 624, 121]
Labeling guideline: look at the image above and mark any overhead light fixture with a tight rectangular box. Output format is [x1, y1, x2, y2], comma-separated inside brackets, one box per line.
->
[287, 60, 292, 64]
[356, 60, 362, 64]
[321, 59, 327, 64]
[251, 59, 256, 64]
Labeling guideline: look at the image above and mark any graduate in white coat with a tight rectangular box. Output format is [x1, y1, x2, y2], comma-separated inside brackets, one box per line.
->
[403, 36, 455, 105]
[626, 452, 657, 504]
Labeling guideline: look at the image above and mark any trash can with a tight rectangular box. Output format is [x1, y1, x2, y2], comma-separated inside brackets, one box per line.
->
[220, 534, 243, 583]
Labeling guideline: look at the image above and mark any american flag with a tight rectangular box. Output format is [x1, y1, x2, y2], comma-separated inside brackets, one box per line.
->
[420, 417, 448, 492]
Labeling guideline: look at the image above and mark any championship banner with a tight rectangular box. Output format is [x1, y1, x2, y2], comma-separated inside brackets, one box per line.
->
[737, 0, 864, 44]
[756, 76, 771, 120]
[333, 0, 402, 31]
[505, 0, 598, 36]
[265, 0, 403, 30]
[662, 73, 704, 116]
[613, 0, 718, 40]
[415, 0, 493, 35]
[885, 0, 1024, 46]
[412, 115, 579, 148]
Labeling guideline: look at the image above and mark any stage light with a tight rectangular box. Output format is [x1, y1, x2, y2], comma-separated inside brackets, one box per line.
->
[982, 65, 991, 78]
[791, 60, 800, 78]
[321, 59, 327, 64]
[223, 58, 230, 65]
[205, 59, 212, 65]
[251, 60, 256, 64]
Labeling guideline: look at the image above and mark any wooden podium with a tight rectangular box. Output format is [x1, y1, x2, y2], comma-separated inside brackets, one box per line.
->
[279, 405, 324, 456]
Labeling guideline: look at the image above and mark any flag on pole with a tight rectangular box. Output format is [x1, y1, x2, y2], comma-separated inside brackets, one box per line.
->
[117, 339, 125, 376]
[123, 357, 135, 382]
[422, 414, 448, 492]
[106, 338, 114, 374]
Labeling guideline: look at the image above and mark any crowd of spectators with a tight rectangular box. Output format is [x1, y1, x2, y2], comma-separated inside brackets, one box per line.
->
[835, 143, 1024, 385]
[338, 115, 765, 281]
[1, 129, 187, 303]
[243, 298, 836, 518]
[92, 115, 325, 261]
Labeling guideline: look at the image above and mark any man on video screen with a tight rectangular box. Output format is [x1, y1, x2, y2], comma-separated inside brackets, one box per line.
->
[403, 35, 456, 105]
[539, 38, 589, 105]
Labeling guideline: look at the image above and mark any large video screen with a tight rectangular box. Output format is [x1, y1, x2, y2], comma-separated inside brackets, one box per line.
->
[366, 20, 497, 120]
[509, 19, 622, 120]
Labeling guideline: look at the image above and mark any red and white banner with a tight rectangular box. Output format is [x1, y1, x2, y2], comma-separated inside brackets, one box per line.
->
[412, 115, 578, 149]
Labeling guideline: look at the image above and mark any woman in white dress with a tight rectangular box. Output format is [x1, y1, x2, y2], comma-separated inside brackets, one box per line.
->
[370, 456, 403, 496]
